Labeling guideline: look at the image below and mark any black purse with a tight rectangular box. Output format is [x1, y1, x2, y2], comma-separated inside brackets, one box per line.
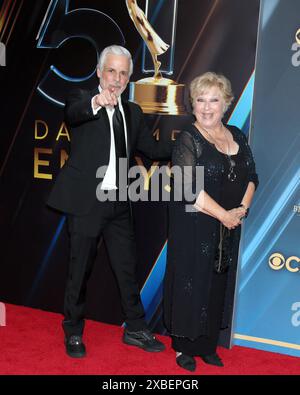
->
[214, 223, 232, 274]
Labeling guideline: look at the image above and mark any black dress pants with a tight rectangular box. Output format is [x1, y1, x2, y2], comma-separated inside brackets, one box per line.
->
[63, 199, 146, 337]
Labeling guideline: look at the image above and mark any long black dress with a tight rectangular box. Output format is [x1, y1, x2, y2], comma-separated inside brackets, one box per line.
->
[163, 124, 258, 356]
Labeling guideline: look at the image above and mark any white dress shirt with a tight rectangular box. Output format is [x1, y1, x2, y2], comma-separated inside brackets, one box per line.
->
[92, 86, 128, 190]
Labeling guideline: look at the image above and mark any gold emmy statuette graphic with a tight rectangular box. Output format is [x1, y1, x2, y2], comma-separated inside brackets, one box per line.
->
[126, 0, 185, 115]
[296, 28, 300, 45]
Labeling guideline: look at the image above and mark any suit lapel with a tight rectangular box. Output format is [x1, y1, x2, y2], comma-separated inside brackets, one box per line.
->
[90, 87, 110, 129]
[89, 88, 111, 162]
[99, 106, 110, 130]
[122, 100, 132, 156]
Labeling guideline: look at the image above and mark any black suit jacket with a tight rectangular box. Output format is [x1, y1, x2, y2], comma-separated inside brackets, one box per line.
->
[47, 88, 172, 215]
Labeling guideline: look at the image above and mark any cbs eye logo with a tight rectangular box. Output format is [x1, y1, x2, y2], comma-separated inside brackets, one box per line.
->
[269, 253, 300, 273]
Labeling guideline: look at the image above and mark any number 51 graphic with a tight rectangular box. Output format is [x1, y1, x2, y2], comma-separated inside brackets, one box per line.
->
[36, 0, 125, 107]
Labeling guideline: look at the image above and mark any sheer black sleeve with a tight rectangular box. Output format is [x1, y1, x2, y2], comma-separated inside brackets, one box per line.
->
[229, 126, 259, 190]
[239, 131, 259, 190]
[171, 130, 203, 204]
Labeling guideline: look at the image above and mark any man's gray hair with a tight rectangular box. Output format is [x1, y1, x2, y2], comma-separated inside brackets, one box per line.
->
[97, 45, 133, 77]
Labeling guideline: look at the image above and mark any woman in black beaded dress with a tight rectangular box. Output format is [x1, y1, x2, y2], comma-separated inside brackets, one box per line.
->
[163, 72, 259, 372]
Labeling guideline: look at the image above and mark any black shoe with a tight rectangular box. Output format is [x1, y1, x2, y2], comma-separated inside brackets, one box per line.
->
[65, 335, 86, 358]
[201, 353, 224, 367]
[176, 354, 196, 372]
[123, 329, 165, 352]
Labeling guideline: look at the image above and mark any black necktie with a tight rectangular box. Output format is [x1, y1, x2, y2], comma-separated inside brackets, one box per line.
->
[113, 104, 127, 187]
[113, 104, 127, 158]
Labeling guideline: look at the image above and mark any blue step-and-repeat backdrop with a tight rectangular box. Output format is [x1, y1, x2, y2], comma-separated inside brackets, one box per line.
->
[233, 0, 300, 357]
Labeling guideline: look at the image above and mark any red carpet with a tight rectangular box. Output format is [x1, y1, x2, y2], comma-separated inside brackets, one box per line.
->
[0, 303, 299, 375]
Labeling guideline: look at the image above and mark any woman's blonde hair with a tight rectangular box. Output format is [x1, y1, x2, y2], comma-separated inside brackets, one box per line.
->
[190, 72, 234, 113]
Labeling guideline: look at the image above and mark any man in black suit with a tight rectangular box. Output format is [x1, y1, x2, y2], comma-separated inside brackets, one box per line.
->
[48, 45, 171, 358]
